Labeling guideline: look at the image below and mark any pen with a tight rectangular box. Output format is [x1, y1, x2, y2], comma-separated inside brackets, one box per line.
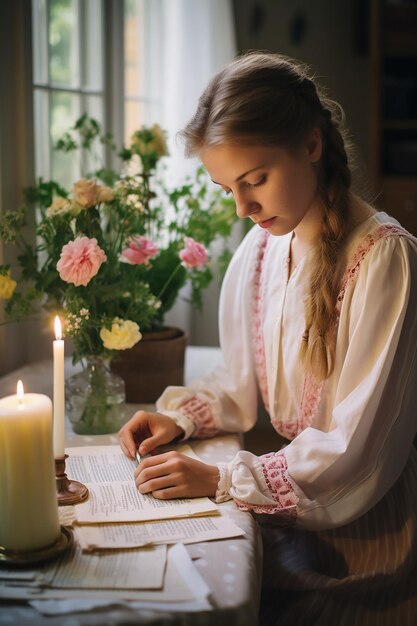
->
[135, 449, 141, 466]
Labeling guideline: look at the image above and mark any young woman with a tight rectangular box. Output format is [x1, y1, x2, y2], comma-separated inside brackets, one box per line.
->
[119, 52, 417, 624]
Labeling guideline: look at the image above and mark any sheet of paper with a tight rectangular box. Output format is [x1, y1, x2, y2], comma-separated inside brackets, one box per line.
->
[29, 597, 213, 616]
[65, 444, 218, 523]
[74, 511, 245, 550]
[47, 543, 166, 590]
[1, 544, 210, 605]
[0, 543, 167, 592]
[0, 568, 38, 581]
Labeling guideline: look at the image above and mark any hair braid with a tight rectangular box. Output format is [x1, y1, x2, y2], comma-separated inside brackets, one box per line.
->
[299, 107, 352, 379]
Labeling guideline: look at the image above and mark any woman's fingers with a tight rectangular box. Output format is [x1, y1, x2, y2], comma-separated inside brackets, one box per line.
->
[133, 452, 219, 499]
[135, 452, 184, 490]
[119, 412, 185, 459]
[152, 486, 187, 500]
[136, 472, 181, 494]
[134, 452, 179, 484]
[118, 426, 137, 458]
[119, 438, 133, 459]
[137, 433, 166, 456]
[119, 410, 152, 457]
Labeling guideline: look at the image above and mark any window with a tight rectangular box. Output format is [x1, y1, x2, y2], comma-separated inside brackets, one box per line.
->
[31, 0, 166, 190]
[32, 0, 106, 189]
[32, 0, 104, 187]
[124, 0, 164, 144]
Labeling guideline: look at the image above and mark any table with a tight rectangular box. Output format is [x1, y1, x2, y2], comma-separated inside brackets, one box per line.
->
[0, 347, 263, 626]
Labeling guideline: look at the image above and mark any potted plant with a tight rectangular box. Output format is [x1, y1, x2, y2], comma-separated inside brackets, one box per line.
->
[0, 115, 236, 433]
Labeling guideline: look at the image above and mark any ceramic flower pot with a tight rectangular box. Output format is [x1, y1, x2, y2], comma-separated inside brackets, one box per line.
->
[65, 356, 125, 434]
[110, 327, 187, 403]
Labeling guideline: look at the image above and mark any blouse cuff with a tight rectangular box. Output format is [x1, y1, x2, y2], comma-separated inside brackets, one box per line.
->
[215, 462, 233, 502]
[160, 411, 196, 440]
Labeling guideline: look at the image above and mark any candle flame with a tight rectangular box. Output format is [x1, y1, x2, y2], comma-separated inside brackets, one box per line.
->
[54, 316, 62, 340]
[17, 379, 24, 404]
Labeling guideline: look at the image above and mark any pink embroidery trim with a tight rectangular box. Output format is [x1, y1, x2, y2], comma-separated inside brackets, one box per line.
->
[234, 499, 297, 523]
[179, 396, 218, 439]
[336, 224, 411, 317]
[234, 451, 298, 522]
[252, 231, 270, 412]
[271, 418, 298, 441]
[298, 374, 324, 431]
[270, 224, 411, 442]
[261, 450, 298, 512]
[272, 373, 323, 440]
[215, 463, 231, 502]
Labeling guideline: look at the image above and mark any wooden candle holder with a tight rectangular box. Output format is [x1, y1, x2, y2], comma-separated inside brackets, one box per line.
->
[55, 455, 89, 506]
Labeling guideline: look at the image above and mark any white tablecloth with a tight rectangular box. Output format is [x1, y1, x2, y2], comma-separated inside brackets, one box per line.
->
[0, 347, 263, 626]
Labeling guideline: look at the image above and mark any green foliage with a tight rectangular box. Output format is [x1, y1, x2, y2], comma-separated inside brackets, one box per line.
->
[0, 116, 237, 362]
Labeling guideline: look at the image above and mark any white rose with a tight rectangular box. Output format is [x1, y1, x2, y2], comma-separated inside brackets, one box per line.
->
[100, 318, 142, 350]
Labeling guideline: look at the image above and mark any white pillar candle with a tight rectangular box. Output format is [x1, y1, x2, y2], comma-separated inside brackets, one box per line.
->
[53, 316, 65, 458]
[0, 382, 60, 552]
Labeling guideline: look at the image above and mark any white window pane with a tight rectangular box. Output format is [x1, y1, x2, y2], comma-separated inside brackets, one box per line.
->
[124, 99, 145, 144]
[32, 0, 48, 84]
[33, 0, 108, 190]
[33, 88, 50, 179]
[84, 0, 104, 90]
[124, 0, 164, 125]
[124, 97, 164, 145]
[50, 91, 81, 187]
[124, 0, 142, 98]
[49, 0, 80, 87]
[85, 95, 104, 126]
[141, 0, 164, 106]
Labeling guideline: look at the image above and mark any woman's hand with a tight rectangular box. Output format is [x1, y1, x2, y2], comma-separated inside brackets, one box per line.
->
[134, 451, 219, 499]
[119, 410, 184, 459]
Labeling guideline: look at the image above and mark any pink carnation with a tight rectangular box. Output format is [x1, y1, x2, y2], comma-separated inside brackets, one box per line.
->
[56, 236, 107, 287]
[120, 236, 159, 265]
[179, 237, 208, 269]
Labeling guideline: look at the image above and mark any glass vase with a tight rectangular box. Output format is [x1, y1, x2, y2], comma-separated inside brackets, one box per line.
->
[65, 356, 125, 435]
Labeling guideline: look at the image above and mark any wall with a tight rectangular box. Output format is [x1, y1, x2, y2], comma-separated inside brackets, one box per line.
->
[0, 1, 45, 376]
[232, 0, 371, 176]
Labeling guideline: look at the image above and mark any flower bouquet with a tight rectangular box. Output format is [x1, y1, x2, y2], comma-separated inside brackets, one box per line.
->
[0, 115, 236, 432]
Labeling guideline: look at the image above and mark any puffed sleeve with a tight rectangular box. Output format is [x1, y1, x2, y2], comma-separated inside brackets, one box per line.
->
[156, 227, 263, 439]
[216, 234, 417, 529]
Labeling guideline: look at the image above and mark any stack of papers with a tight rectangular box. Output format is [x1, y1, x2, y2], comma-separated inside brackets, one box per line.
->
[63, 444, 244, 550]
[0, 443, 244, 615]
[0, 543, 211, 609]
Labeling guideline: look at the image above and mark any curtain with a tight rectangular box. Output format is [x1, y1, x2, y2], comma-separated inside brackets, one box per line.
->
[142, 0, 237, 342]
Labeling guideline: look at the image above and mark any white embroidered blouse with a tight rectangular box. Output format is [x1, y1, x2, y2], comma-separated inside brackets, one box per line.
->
[156, 212, 417, 530]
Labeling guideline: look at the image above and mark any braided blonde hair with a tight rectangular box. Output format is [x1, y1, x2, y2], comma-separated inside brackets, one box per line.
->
[180, 52, 353, 380]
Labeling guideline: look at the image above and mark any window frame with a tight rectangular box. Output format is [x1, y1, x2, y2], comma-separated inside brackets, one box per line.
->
[31, 0, 125, 184]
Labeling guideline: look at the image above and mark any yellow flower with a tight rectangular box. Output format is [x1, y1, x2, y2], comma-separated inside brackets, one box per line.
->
[72, 178, 100, 209]
[100, 318, 142, 350]
[71, 178, 114, 208]
[131, 124, 169, 158]
[46, 196, 73, 217]
[97, 185, 114, 202]
[0, 271, 17, 299]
